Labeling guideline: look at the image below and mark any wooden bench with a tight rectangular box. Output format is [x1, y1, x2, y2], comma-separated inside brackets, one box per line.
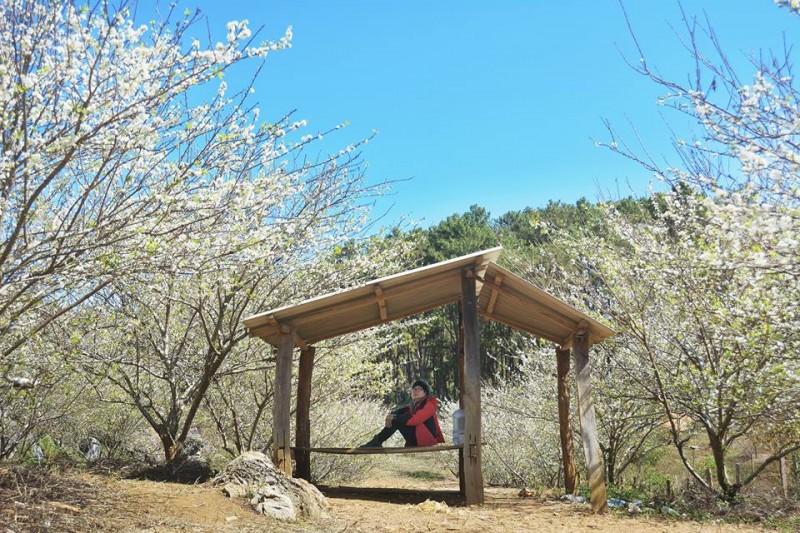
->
[292, 444, 463, 455]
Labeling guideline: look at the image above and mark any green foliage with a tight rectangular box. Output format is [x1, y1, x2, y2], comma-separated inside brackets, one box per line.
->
[378, 196, 654, 401]
[24, 435, 71, 464]
[422, 205, 499, 264]
[638, 446, 670, 468]
[606, 483, 647, 502]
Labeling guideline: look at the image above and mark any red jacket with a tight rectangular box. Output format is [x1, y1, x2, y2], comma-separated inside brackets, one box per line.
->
[394, 396, 445, 446]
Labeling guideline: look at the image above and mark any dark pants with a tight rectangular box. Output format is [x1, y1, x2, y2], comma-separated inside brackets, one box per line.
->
[370, 421, 417, 447]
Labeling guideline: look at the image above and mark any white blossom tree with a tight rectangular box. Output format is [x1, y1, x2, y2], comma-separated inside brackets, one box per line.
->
[0, 0, 294, 368]
[501, 206, 669, 489]
[0, 0, 401, 461]
[590, 2, 800, 499]
[200, 239, 412, 460]
[576, 199, 799, 499]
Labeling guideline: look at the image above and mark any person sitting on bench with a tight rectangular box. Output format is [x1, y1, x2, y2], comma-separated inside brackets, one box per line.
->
[360, 379, 445, 448]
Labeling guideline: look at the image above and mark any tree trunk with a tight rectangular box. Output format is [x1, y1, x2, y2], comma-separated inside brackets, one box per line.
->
[707, 430, 735, 500]
[605, 447, 616, 486]
[161, 434, 183, 462]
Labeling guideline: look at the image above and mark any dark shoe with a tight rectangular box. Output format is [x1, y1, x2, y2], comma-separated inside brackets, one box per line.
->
[358, 439, 382, 448]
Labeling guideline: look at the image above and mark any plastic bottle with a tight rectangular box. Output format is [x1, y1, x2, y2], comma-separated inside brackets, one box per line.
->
[452, 408, 465, 445]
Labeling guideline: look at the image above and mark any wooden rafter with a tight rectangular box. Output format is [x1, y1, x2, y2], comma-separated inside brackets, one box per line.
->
[478, 310, 563, 345]
[305, 294, 461, 344]
[249, 270, 462, 338]
[485, 273, 504, 315]
[374, 284, 388, 321]
[479, 275, 579, 332]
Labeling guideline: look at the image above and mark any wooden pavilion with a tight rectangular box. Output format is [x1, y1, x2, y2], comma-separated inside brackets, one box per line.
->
[243, 247, 614, 512]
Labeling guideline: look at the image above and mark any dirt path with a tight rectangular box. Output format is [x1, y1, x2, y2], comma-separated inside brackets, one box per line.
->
[0, 457, 777, 532]
[85, 477, 772, 533]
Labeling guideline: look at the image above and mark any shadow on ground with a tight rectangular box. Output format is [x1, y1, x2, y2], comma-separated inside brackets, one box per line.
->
[318, 485, 464, 506]
[126, 458, 214, 484]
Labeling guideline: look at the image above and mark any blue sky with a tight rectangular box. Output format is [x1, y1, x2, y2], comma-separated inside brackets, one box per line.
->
[142, 1, 798, 229]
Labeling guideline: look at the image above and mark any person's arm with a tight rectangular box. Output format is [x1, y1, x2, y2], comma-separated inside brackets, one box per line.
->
[403, 399, 436, 426]
[386, 405, 408, 425]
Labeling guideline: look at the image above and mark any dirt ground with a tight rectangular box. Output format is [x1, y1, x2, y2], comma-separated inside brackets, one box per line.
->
[0, 456, 784, 533]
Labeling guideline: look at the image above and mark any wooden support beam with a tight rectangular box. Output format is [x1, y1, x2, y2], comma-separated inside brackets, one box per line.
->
[461, 267, 484, 505]
[295, 345, 316, 482]
[374, 285, 388, 321]
[561, 333, 574, 351]
[458, 305, 466, 496]
[485, 273, 504, 315]
[573, 324, 608, 513]
[273, 326, 295, 477]
[249, 319, 309, 349]
[556, 346, 577, 495]
[247, 315, 279, 336]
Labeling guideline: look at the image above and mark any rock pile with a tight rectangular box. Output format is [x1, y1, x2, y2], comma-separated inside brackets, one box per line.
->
[213, 451, 328, 522]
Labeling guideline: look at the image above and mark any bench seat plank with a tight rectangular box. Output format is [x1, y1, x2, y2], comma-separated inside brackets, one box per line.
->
[292, 444, 462, 455]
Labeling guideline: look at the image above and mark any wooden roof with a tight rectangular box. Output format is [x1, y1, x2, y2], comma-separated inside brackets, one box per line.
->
[244, 247, 503, 348]
[477, 263, 614, 347]
[243, 247, 614, 349]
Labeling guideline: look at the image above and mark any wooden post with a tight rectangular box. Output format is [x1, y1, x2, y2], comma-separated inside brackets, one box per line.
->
[273, 325, 295, 476]
[461, 268, 484, 505]
[458, 305, 466, 496]
[556, 346, 577, 495]
[573, 326, 608, 513]
[295, 346, 315, 482]
[735, 463, 741, 486]
[704, 468, 712, 488]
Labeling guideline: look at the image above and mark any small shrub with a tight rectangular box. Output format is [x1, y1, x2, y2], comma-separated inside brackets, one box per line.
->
[308, 397, 388, 484]
[436, 381, 561, 488]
